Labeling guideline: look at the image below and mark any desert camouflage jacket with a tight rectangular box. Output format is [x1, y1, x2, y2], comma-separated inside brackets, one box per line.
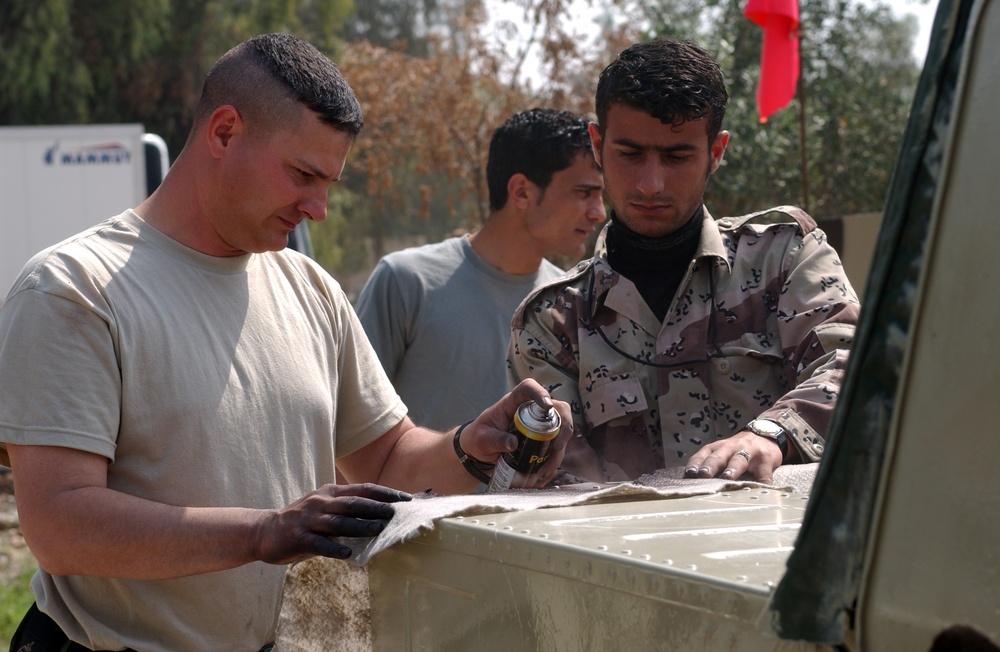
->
[507, 206, 860, 483]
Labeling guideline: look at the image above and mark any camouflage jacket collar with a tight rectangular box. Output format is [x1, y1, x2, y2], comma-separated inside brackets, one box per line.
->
[588, 207, 733, 320]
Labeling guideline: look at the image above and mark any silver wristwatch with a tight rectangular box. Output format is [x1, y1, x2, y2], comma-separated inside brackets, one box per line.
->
[747, 418, 789, 458]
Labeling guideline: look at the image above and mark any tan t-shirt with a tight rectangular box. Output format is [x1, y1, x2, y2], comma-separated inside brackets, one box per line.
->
[0, 210, 406, 651]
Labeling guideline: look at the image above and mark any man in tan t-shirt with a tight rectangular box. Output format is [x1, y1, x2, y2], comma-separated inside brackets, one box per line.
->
[0, 34, 571, 652]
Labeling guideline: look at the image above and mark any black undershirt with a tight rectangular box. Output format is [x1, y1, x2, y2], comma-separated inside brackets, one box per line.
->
[605, 207, 705, 322]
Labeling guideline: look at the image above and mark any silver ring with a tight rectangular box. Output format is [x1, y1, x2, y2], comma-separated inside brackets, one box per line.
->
[735, 450, 751, 463]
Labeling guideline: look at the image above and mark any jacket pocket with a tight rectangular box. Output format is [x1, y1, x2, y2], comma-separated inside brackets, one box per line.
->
[579, 371, 648, 430]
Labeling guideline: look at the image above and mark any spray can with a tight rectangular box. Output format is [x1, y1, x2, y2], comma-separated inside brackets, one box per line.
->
[488, 401, 561, 492]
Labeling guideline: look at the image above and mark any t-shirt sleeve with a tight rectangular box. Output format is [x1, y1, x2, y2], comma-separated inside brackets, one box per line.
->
[0, 287, 121, 460]
[332, 290, 408, 457]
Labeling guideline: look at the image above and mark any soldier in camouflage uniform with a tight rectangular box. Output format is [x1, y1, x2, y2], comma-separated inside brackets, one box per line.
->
[507, 39, 860, 485]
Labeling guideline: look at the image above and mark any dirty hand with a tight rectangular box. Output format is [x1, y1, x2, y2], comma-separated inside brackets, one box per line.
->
[254, 483, 411, 564]
[683, 432, 784, 484]
[460, 378, 574, 488]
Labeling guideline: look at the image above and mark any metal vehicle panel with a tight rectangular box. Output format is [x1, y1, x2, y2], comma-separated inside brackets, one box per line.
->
[368, 489, 819, 651]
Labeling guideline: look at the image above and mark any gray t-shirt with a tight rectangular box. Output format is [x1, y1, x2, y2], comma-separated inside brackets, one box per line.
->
[356, 235, 564, 430]
[0, 210, 406, 651]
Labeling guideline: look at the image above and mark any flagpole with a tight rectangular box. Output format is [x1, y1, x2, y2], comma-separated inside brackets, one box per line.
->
[797, 71, 810, 213]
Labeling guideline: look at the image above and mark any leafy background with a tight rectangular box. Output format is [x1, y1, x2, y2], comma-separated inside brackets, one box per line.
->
[0, 0, 921, 298]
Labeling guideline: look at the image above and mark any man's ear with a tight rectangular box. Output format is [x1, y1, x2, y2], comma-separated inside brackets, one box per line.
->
[588, 122, 604, 167]
[507, 173, 533, 209]
[709, 130, 730, 174]
[206, 105, 241, 159]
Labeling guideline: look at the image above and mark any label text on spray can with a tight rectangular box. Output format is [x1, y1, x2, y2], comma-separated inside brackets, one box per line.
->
[488, 401, 560, 492]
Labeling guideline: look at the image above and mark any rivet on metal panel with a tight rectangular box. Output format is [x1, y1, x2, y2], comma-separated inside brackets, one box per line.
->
[640, 554, 651, 561]
[520, 529, 531, 534]
[721, 493, 731, 497]
[597, 545, 608, 551]
[488, 540, 495, 552]
[699, 587, 711, 604]
[736, 575, 749, 583]
[538, 533, 549, 539]
[675, 582, 687, 598]
[663, 559, 674, 566]
[608, 567, 618, 580]
[583, 561, 591, 576]
[750, 496, 759, 500]
[627, 571, 637, 587]
[487, 522, 497, 527]
[621, 549, 633, 556]
[503, 525, 514, 530]
[471, 536, 478, 549]
[687, 564, 698, 571]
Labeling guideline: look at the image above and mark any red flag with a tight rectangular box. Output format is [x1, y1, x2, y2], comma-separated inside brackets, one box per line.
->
[744, 0, 800, 123]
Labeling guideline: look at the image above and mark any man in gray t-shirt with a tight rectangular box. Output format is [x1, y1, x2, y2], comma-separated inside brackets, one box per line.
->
[356, 109, 606, 430]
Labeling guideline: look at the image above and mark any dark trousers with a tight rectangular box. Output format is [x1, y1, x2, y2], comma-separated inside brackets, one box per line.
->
[9, 602, 275, 652]
[8, 603, 129, 652]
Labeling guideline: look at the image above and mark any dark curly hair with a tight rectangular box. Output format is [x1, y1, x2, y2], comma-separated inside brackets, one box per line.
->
[486, 108, 593, 211]
[595, 39, 728, 143]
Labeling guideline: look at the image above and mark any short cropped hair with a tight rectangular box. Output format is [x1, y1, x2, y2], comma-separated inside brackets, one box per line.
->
[595, 39, 728, 143]
[193, 33, 363, 139]
[486, 108, 593, 211]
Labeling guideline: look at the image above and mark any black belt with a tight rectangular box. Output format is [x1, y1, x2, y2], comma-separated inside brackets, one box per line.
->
[10, 602, 274, 652]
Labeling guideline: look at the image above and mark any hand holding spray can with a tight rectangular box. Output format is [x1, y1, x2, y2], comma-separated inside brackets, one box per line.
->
[488, 400, 561, 492]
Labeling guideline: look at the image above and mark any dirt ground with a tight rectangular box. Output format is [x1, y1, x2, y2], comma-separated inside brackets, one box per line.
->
[0, 469, 36, 587]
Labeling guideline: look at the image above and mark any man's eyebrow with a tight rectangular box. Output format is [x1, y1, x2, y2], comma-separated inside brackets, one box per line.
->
[294, 158, 337, 181]
[611, 137, 700, 154]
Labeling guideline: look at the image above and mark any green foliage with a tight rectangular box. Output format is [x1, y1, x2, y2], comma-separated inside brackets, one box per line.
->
[0, 0, 354, 156]
[344, 0, 451, 55]
[0, 563, 36, 648]
[0, 0, 92, 123]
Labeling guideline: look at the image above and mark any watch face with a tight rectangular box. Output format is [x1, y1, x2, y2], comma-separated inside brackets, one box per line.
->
[751, 419, 783, 437]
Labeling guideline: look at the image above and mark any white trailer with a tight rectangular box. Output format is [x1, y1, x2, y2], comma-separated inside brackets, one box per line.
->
[0, 123, 169, 303]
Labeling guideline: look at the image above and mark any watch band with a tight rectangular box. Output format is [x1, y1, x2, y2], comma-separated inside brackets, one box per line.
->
[453, 420, 494, 483]
[748, 419, 789, 458]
